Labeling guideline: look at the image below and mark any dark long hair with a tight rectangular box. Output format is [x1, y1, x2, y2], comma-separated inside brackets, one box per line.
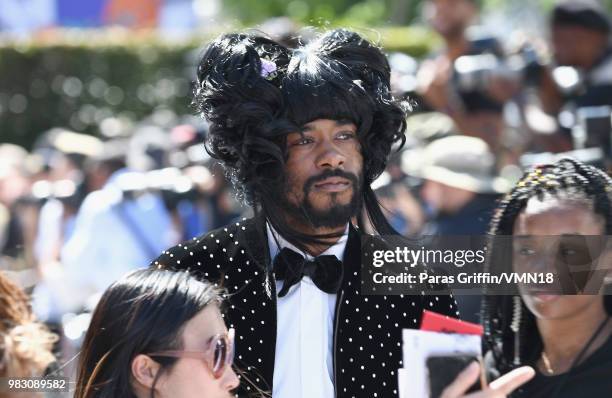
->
[74, 268, 222, 398]
[482, 158, 612, 375]
[193, 29, 408, 249]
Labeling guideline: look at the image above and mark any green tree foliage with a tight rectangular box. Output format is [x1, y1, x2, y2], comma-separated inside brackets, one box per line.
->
[222, 0, 425, 26]
[0, 28, 435, 149]
[0, 39, 195, 149]
[3, 0, 611, 148]
[223, 0, 612, 26]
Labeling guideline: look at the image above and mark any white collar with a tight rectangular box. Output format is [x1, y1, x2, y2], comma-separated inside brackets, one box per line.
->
[266, 221, 349, 263]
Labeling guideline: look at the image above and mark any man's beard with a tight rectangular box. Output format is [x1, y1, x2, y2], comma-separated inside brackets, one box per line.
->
[279, 169, 363, 228]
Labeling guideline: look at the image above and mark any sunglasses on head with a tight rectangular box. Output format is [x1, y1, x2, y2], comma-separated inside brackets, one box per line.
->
[147, 328, 235, 379]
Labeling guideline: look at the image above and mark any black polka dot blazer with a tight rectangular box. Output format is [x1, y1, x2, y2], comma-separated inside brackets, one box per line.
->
[152, 216, 459, 397]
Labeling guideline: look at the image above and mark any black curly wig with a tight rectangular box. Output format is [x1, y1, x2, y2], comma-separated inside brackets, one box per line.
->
[482, 158, 612, 376]
[193, 29, 408, 246]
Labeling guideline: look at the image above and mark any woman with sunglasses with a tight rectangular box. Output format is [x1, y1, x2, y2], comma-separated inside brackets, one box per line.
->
[75, 268, 239, 398]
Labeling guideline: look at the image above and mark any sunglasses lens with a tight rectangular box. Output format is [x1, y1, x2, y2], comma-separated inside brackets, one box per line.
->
[212, 338, 227, 377]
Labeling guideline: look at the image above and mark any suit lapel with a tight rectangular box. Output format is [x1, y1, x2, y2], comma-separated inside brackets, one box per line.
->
[238, 213, 271, 271]
[342, 224, 362, 286]
[230, 216, 277, 396]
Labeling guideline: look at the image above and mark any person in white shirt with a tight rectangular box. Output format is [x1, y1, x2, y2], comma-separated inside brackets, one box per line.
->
[35, 162, 179, 319]
[153, 29, 533, 398]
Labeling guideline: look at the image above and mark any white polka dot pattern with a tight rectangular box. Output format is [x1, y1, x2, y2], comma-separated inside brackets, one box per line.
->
[151, 217, 459, 397]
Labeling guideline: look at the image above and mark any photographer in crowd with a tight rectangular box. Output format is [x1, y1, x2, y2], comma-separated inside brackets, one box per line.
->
[416, 0, 510, 154]
[539, 0, 612, 114]
[537, 0, 612, 163]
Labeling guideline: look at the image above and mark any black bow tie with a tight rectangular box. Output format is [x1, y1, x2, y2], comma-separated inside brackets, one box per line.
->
[272, 247, 344, 297]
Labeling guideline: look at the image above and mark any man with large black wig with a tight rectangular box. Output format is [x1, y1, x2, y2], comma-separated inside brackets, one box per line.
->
[153, 29, 460, 397]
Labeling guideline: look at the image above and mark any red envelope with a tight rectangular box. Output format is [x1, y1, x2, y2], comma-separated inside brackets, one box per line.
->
[420, 310, 483, 336]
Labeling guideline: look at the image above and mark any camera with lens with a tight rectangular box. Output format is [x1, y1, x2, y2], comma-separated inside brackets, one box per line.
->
[454, 43, 544, 92]
[111, 167, 211, 213]
[451, 30, 546, 112]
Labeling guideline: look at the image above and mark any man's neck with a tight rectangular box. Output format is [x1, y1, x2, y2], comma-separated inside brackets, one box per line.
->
[276, 216, 349, 257]
[298, 226, 348, 257]
[537, 299, 611, 372]
[445, 35, 470, 62]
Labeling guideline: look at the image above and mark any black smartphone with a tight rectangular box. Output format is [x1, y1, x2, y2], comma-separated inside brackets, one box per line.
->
[427, 355, 482, 398]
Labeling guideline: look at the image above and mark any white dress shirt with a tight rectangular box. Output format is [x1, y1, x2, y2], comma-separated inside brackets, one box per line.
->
[267, 223, 348, 398]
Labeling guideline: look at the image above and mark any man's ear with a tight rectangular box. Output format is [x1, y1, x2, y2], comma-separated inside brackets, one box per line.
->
[131, 354, 162, 389]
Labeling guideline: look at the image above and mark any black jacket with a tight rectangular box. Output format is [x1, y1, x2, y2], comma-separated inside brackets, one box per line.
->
[152, 216, 459, 397]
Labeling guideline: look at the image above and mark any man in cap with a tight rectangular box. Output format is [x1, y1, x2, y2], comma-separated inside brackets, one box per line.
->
[408, 135, 509, 236]
[539, 0, 612, 113]
[405, 135, 509, 323]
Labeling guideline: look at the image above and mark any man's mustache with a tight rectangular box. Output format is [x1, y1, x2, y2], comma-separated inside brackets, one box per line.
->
[303, 169, 361, 193]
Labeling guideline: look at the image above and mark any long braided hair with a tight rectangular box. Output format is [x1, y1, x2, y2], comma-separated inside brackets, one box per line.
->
[482, 158, 612, 375]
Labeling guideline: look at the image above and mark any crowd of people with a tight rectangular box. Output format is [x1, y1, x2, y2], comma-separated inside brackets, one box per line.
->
[1, 0, 611, 397]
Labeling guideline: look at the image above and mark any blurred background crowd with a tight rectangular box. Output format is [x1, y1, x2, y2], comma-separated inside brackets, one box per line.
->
[1, 0, 611, 389]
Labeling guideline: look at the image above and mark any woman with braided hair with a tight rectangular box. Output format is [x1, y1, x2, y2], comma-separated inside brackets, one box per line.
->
[482, 158, 612, 397]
